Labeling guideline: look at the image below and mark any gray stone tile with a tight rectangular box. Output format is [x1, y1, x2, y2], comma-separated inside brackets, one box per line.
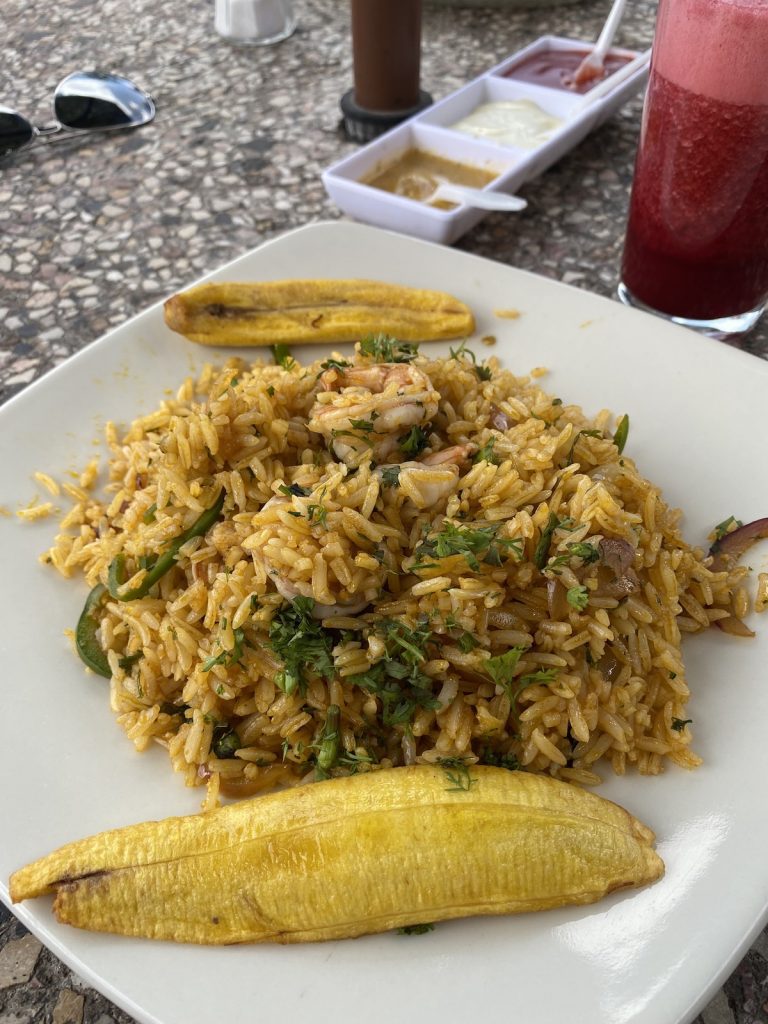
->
[0, 936, 42, 990]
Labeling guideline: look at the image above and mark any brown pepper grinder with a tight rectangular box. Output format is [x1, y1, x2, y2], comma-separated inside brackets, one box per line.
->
[340, 0, 433, 143]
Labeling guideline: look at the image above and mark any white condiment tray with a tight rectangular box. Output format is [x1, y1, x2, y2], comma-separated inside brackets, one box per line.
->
[322, 35, 649, 245]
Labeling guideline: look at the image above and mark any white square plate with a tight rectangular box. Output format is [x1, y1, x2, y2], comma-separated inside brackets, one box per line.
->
[1, 222, 767, 1024]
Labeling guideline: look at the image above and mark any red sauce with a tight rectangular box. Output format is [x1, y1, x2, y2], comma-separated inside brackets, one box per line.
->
[504, 48, 633, 94]
[621, 70, 768, 319]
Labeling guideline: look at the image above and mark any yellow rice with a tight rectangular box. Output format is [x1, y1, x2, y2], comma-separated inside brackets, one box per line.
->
[41, 342, 747, 807]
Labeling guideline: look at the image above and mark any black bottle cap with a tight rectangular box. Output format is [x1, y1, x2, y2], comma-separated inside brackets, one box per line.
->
[339, 89, 433, 144]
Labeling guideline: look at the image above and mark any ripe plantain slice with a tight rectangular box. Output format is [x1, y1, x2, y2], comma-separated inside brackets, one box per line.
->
[9, 766, 663, 944]
[162, 279, 475, 346]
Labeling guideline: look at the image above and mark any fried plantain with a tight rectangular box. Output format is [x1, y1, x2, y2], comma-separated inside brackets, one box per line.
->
[162, 279, 475, 346]
[10, 766, 663, 944]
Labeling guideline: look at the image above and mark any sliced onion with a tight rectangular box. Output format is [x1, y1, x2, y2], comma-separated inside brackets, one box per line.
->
[220, 764, 299, 797]
[594, 537, 640, 598]
[709, 518, 768, 572]
[594, 563, 640, 598]
[599, 537, 635, 576]
[715, 615, 756, 639]
[401, 730, 417, 766]
[605, 569, 641, 598]
[489, 404, 512, 431]
[596, 649, 620, 681]
[547, 578, 569, 619]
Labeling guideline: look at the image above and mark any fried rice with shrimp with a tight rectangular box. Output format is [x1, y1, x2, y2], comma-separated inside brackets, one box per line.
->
[44, 336, 748, 808]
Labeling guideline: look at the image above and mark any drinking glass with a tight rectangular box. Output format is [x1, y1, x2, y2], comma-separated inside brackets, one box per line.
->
[214, 0, 296, 46]
[618, 0, 768, 338]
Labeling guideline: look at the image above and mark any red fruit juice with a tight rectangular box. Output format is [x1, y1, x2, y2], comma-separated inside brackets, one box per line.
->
[621, 0, 768, 321]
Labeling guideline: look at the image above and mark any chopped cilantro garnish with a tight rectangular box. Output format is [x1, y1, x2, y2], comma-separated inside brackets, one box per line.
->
[331, 427, 374, 447]
[456, 631, 479, 653]
[359, 334, 419, 363]
[212, 726, 240, 759]
[338, 748, 376, 773]
[349, 618, 438, 727]
[566, 429, 603, 465]
[437, 756, 476, 792]
[473, 436, 499, 465]
[279, 483, 310, 497]
[567, 541, 600, 563]
[160, 700, 190, 718]
[349, 414, 378, 432]
[485, 650, 558, 715]
[449, 341, 492, 380]
[519, 668, 559, 686]
[566, 585, 589, 610]
[351, 665, 439, 726]
[271, 343, 295, 370]
[202, 627, 246, 672]
[544, 553, 571, 575]
[320, 358, 352, 372]
[449, 340, 472, 361]
[381, 465, 401, 488]
[414, 520, 520, 571]
[399, 425, 430, 457]
[505, 669, 559, 717]
[306, 504, 328, 527]
[268, 597, 334, 696]
[479, 747, 521, 771]
[533, 513, 575, 570]
[382, 617, 431, 664]
[118, 652, 142, 672]
[142, 503, 157, 524]
[484, 646, 527, 695]
[712, 515, 743, 541]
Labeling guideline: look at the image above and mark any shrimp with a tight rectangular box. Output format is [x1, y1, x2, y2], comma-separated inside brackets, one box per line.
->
[269, 573, 369, 620]
[419, 444, 475, 468]
[379, 444, 475, 509]
[308, 363, 440, 465]
[250, 496, 372, 620]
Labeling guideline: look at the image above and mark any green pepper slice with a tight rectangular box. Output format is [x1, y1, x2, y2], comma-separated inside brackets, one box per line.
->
[75, 583, 111, 678]
[107, 489, 225, 602]
[613, 414, 630, 455]
[314, 704, 341, 780]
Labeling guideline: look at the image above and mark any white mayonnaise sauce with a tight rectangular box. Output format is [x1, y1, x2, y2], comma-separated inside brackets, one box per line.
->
[450, 100, 563, 149]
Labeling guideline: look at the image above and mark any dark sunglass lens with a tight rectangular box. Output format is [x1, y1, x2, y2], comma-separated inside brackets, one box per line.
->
[54, 72, 152, 130]
[55, 92, 131, 129]
[0, 107, 34, 156]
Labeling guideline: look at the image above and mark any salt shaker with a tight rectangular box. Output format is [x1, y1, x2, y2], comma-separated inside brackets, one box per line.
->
[214, 0, 296, 46]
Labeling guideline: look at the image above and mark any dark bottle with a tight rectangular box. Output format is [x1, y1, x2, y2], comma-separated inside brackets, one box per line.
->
[341, 0, 432, 142]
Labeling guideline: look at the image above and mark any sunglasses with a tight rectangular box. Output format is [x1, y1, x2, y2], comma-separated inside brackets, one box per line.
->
[0, 71, 155, 158]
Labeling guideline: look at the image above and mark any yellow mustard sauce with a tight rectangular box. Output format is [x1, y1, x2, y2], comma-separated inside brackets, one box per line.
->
[362, 149, 498, 209]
